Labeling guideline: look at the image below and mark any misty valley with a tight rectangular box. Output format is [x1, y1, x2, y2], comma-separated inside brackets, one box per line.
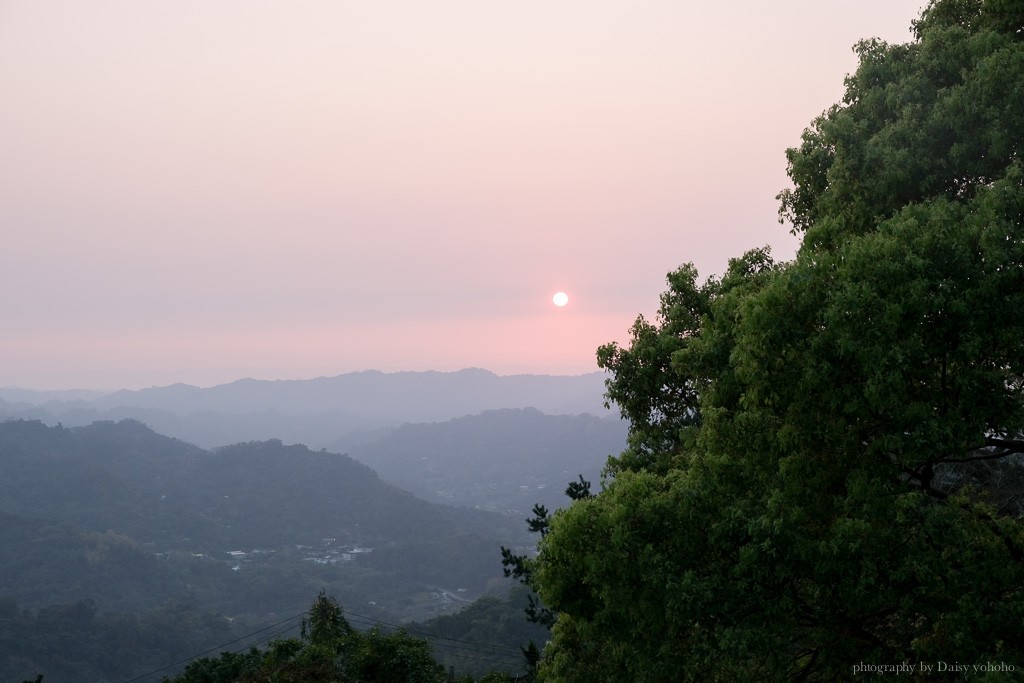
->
[0, 371, 623, 682]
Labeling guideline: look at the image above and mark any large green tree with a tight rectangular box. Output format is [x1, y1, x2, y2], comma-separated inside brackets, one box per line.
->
[532, 1, 1024, 680]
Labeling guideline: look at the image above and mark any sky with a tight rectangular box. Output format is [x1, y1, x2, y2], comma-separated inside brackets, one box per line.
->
[0, 0, 925, 390]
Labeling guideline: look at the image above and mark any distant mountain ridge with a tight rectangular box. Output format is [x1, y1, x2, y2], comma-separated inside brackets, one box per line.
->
[0, 368, 610, 449]
[0, 387, 107, 403]
[93, 368, 608, 418]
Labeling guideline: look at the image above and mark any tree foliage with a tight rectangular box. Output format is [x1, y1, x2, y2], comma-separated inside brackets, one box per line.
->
[532, 1, 1024, 680]
[167, 591, 446, 683]
[501, 479, 594, 630]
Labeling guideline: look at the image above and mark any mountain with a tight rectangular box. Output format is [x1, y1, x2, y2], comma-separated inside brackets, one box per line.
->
[0, 368, 611, 449]
[0, 419, 528, 622]
[344, 408, 628, 515]
[0, 387, 106, 403]
[90, 369, 608, 418]
[0, 400, 391, 452]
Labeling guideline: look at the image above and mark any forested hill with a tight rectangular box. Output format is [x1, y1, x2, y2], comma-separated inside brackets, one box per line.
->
[345, 408, 627, 514]
[0, 419, 528, 620]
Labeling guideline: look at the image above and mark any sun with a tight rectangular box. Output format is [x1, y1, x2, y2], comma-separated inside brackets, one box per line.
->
[552, 291, 569, 307]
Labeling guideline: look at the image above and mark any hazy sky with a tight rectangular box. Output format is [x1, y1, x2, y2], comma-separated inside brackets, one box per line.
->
[1, 1, 924, 390]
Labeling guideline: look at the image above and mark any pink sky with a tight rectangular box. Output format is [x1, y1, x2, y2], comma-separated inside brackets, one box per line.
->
[0, 1, 924, 390]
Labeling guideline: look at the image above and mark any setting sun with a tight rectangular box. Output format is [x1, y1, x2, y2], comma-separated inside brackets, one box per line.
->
[552, 291, 569, 307]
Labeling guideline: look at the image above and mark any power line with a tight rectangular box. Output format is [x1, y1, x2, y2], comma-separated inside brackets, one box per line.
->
[339, 606, 529, 673]
[227, 617, 304, 653]
[118, 610, 308, 683]
[340, 607, 525, 656]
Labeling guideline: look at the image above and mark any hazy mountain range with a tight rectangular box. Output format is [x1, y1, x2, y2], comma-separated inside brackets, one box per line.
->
[0, 369, 628, 680]
[0, 368, 611, 449]
[0, 370, 628, 618]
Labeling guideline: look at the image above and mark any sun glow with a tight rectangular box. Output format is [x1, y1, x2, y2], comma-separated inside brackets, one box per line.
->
[552, 291, 569, 307]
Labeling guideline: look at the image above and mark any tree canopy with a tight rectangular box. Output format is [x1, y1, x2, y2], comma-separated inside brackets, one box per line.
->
[166, 592, 447, 683]
[532, 1, 1024, 680]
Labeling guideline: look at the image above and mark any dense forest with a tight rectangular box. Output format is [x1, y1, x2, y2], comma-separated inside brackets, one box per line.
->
[511, 1, 1024, 680]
